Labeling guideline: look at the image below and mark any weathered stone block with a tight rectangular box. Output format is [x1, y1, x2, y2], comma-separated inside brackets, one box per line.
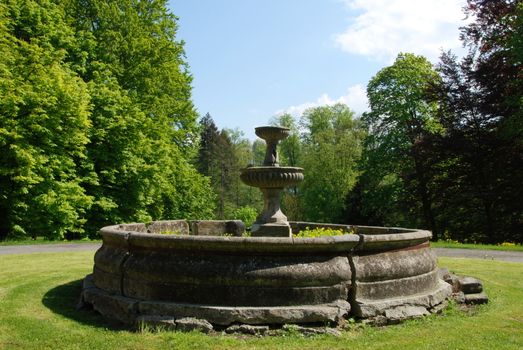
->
[354, 268, 439, 300]
[353, 248, 437, 282]
[458, 276, 483, 294]
[190, 220, 245, 236]
[225, 324, 269, 335]
[82, 288, 137, 324]
[438, 267, 452, 283]
[251, 223, 291, 237]
[282, 324, 341, 336]
[429, 300, 449, 314]
[452, 291, 466, 304]
[353, 280, 451, 318]
[136, 315, 176, 331]
[384, 305, 430, 324]
[175, 317, 213, 333]
[118, 223, 147, 232]
[147, 220, 189, 234]
[138, 300, 350, 326]
[464, 292, 489, 305]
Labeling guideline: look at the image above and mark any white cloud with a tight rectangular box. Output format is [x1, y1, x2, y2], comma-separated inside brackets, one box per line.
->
[276, 84, 368, 118]
[335, 0, 468, 63]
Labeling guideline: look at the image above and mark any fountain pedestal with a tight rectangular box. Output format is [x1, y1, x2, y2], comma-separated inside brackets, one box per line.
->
[251, 188, 291, 237]
[240, 126, 304, 237]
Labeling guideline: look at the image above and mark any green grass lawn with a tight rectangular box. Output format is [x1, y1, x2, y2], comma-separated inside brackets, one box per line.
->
[0, 252, 522, 350]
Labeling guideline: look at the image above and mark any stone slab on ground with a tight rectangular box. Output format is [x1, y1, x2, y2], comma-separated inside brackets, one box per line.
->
[458, 276, 483, 294]
[464, 292, 489, 305]
[282, 324, 341, 337]
[136, 315, 177, 331]
[175, 317, 214, 333]
[353, 279, 452, 318]
[225, 324, 269, 335]
[384, 305, 430, 324]
[138, 299, 351, 326]
[82, 287, 138, 325]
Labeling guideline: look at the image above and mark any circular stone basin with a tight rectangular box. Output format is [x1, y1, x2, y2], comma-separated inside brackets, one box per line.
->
[240, 166, 304, 188]
[255, 126, 290, 141]
[81, 220, 451, 328]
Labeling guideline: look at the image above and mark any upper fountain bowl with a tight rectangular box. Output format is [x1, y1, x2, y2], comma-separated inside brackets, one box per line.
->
[255, 126, 290, 142]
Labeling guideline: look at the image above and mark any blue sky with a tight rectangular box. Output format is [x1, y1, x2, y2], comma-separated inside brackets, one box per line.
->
[169, 0, 468, 139]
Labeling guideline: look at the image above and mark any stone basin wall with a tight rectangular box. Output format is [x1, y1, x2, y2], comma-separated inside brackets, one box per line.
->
[82, 220, 451, 327]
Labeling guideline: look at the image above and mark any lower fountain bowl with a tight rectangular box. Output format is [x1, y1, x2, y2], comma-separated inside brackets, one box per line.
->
[80, 220, 451, 328]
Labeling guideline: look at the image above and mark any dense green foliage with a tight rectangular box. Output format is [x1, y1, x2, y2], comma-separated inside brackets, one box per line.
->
[358, 54, 442, 236]
[299, 105, 365, 223]
[428, 0, 523, 243]
[0, 0, 214, 240]
[295, 226, 351, 238]
[345, 1, 522, 244]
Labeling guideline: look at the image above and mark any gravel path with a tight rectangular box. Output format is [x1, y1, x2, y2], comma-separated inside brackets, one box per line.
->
[0, 243, 522, 263]
[0, 243, 102, 255]
[433, 247, 523, 263]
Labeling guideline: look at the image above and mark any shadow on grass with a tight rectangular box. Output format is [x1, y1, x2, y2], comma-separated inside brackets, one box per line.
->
[42, 279, 128, 331]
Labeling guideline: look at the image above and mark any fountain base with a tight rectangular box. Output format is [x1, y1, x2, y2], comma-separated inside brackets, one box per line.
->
[251, 222, 291, 237]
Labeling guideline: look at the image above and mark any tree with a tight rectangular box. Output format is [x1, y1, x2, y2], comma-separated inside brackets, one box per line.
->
[196, 114, 236, 218]
[0, 0, 93, 239]
[299, 104, 365, 223]
[222, 128, 262, 214]
[362, 53, 442, 236]
[0, 0, 215, 240]
[270, 113, 302, 167]
[432, 0, 523, 243]
[64, 0, 214, 234]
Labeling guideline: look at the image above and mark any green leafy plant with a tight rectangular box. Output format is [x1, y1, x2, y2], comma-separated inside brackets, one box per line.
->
[231, 206, 258, 228]
[160, 230, 183, 235]
[295, 226, 352, 238]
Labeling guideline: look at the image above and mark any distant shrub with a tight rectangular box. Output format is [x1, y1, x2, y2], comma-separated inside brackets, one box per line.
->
[231, 206, 258, 228]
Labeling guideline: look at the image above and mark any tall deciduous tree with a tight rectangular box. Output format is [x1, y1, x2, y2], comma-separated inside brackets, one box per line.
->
[0, 0, 215, 240]
[362, 53, 442, 236]
[0, 0, 93, 239]
[299, 104, 365, 223]
[64, 0, 214, 234]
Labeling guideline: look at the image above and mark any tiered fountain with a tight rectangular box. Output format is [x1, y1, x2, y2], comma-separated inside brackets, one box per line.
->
[240, 126, 303, 237]
[80, 126, 452, 331]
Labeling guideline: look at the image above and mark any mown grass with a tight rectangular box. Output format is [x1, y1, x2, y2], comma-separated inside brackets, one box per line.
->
[0, 237, 101, 246]
[0, 252, 522, 350]
[431, 240, 523, 252]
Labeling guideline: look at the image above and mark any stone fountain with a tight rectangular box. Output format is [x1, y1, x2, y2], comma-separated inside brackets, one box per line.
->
[80, 125, 455, 332]
[240, 126, 303, 237]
